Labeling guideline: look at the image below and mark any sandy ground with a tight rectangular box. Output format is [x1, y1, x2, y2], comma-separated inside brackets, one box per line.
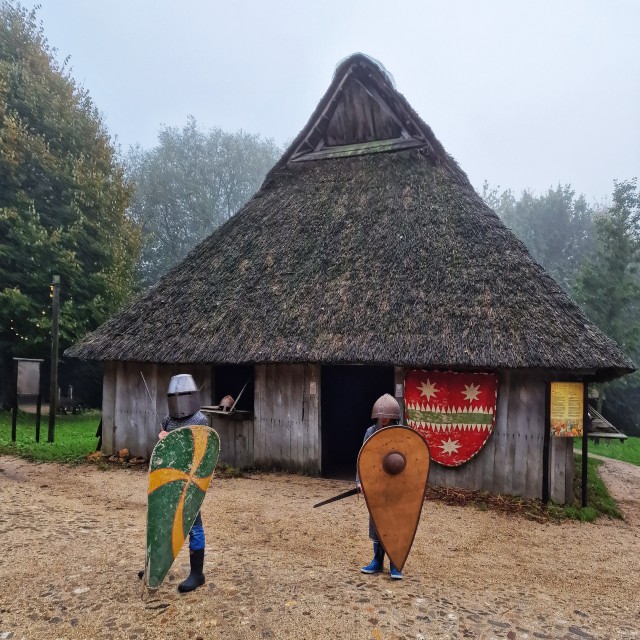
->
[0, 456, 639, 640]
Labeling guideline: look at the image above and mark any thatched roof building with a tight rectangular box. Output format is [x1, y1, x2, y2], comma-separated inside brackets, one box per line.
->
[67, 54, 633, 503]
[68, 54, 631, 379]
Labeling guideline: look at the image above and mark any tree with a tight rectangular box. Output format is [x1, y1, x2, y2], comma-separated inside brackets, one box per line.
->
[484, 180, 640, 435]
[0, 1, 140, 405]
[483, 183, 594, 292]
[126, 117, 281, 287]
[574, 179, 640, 435]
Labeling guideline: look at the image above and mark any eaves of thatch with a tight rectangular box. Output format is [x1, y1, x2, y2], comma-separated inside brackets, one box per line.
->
[66, 54, 635, 382]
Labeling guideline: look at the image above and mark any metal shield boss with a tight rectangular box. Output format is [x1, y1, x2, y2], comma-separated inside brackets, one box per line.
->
[357, 426, 430, 571]
[145, 425, 220, 589]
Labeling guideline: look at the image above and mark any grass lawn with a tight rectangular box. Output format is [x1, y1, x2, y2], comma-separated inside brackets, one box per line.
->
[0, 409, 101, 464]
[587, 436, 640, 466]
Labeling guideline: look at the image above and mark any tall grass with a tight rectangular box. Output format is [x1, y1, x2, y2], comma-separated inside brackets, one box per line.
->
[0, 410, 100, 464]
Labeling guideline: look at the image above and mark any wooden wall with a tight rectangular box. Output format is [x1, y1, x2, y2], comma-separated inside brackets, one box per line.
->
[253, 363, 321, 474]
[101, 362, 212, 460]
[101, 362, 573, 503]
[426, 370, 574, 504]
[211, 413, 254, 469]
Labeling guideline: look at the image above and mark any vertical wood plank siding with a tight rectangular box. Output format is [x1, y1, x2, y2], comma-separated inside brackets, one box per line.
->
[212, 414, 255, 469]
[427, 372, 572, 503]
[101, 362, 211, 460]
[101, 363, 573, 502]
[101, 362, 116, 453]
[254, 364, 321, 474]
[549, 436, 574, 504]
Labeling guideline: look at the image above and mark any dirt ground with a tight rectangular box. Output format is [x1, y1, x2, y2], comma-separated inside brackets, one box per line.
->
[0, 455, 639, 640]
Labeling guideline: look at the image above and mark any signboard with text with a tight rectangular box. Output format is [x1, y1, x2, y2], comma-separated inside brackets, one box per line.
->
[550, 382, 584, 437]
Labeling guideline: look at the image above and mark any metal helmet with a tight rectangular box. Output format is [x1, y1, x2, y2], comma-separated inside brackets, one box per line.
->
[167, 374, 201, 419]
[371, 393, 401, 420]
[219, 395, 234, 411]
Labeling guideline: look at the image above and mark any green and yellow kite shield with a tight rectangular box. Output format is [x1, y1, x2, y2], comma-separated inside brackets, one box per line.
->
[145, 425, 220, 589]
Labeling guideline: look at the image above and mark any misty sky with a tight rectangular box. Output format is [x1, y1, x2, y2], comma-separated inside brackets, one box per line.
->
[22, 0, 640, 204]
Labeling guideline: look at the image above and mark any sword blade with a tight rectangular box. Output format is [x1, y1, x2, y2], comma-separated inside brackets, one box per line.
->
[313, 487, 358, 508]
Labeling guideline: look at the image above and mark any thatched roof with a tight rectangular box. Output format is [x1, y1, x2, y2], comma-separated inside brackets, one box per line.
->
[67, 54, 634, 381]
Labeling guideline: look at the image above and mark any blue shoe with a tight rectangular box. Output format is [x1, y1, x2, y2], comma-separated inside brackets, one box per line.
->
[361, 542, 384, 574]
[390, 563, 403, 580]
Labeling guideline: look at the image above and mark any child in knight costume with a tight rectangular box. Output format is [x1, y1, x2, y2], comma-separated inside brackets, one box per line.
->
[140, 374, 209, 592]
[356, 393, 404, 579]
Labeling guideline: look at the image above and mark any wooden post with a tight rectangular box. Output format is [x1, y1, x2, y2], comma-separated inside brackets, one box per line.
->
[35, 390, 42, 442]
[582, 382, 589, 508]
[394, 366, 404, 423]
[542, 381, 550, 504]
[11, 358, 18, 442]
[48, 275, 60, 443]
[35, 361, 43, 442]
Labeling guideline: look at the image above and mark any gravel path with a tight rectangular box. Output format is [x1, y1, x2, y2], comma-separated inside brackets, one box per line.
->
[0, 454, 639, 639]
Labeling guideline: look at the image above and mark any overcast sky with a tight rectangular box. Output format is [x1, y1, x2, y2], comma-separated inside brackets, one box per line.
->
[23, 0, 640, 204]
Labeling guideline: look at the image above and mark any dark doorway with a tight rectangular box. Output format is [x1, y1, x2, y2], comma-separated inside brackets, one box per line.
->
[213, 365, 254, 412]
[321, 365, 394, 479]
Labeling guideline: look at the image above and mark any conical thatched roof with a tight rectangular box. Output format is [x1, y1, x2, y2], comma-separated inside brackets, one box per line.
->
[67, 54, 634, 381]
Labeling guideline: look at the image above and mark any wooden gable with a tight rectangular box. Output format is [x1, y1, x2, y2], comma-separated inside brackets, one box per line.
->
[289, 61, 427, 162]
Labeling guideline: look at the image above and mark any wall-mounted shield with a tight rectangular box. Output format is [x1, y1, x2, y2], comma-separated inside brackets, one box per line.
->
[145, 425, 220, 589]
[357, 426, 430, 571]
[405, 369, 498, 467]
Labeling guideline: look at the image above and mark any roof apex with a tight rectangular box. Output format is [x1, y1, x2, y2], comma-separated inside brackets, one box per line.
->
[275, 52, 440, 167]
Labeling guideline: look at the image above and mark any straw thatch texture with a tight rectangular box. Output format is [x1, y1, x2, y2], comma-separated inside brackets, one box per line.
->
[67, 55, 634, 381]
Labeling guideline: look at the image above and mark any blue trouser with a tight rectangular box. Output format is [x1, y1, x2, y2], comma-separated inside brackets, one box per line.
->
[189, 512, 205, 551]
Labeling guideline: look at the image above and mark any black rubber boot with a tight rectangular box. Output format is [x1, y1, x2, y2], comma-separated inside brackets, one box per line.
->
[178, 549, 205, 593]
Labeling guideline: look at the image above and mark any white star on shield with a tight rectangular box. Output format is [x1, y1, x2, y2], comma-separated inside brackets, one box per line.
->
[418, 379, 438, 400]
[439, 438, 461, 455]
[462, 383, 481, 402]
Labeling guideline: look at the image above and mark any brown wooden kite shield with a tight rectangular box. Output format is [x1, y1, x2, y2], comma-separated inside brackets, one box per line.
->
[357, 425, 430, 571]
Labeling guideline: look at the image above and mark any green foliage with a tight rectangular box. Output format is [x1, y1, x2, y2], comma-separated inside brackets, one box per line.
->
[588, 436, 640, 466]
[126, 117, 281, 287]
[574, 180, 640, 351]
[574, 180, 640, 435]
[483, 182, 594, 292]
[0, 1, 140, 403]
[484, 179, 640, 436]
[0, 409, 100, 463]
[557, 504, 598, 522]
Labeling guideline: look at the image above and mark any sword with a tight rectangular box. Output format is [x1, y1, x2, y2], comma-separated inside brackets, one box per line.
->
[313, 487, 359, 508]
[230, 378, 250, 413]
[140, 371, 164, 430]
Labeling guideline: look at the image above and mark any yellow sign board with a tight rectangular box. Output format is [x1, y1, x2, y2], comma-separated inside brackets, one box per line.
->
[550, 382, 584, 437]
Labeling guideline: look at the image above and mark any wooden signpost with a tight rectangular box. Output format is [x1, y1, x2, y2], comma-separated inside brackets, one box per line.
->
[544, 381, 588, 507]
[11, 358, 44, 442]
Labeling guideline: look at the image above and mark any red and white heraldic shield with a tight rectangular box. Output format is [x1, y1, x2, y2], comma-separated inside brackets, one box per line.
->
[404, 370, 498, 467]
